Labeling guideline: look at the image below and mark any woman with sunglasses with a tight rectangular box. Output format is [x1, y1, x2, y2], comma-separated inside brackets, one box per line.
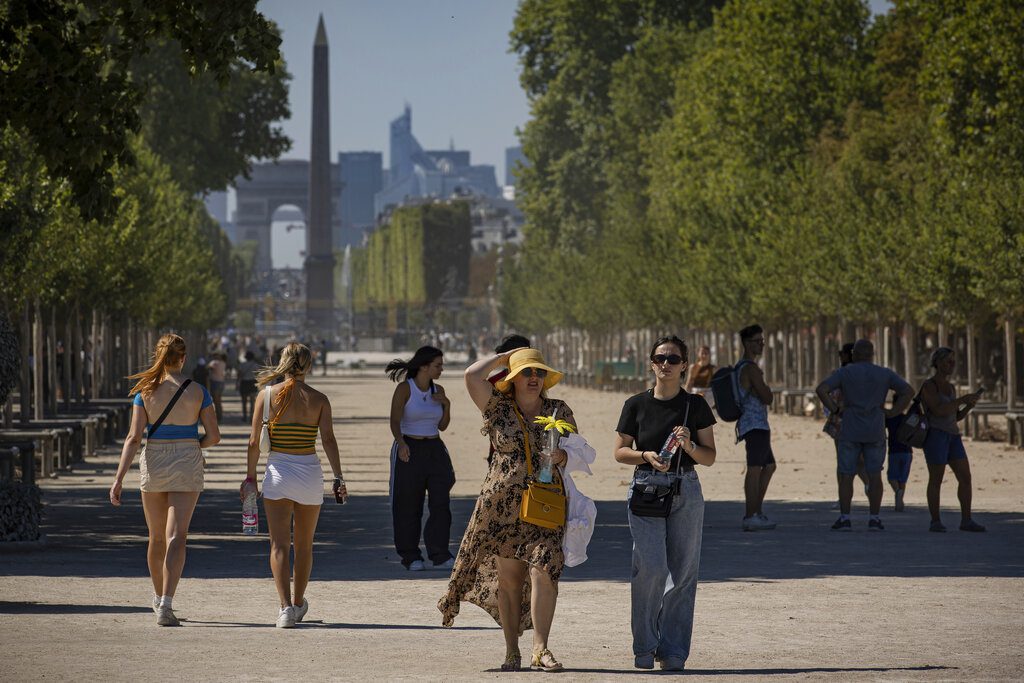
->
[439, 347, 576, 672]
[614, 336, 717, 671]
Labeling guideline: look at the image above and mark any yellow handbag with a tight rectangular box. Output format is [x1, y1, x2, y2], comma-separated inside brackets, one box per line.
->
[512, 405, 566, 530]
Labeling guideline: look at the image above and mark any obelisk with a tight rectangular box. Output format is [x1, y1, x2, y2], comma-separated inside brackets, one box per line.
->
[305, 14, 336, 333]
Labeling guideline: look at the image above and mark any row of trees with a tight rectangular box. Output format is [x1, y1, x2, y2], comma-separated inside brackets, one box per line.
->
[348, 201, 473, 336]
[0, 2, 291, 411]
[503, 0, 1023, 394]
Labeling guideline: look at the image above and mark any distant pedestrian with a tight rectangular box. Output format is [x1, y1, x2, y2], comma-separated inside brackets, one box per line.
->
[825, 343, 870, 509]
[816, 339, 913, 531]
[207, 352, 226, 421]
[614, 336, 717, 671]
[237, 350, 259, 422]
[736, 325, 777, 531]
[319, 338, 329, 376]
[885, 399, 912, 512]
[920, 347, 986, 532]
[386, 346, 455, 571]
[109, 333, 220, 626]
[684, 345, 715, 404]
[191, 357, 209, 390]
[240, 342, 347, 628]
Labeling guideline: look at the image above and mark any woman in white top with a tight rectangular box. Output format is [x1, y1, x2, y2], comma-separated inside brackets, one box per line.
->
[386, 346, 454, 571]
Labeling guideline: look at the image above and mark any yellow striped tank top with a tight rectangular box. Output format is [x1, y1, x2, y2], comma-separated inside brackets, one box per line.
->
[269, 422, 318, 454]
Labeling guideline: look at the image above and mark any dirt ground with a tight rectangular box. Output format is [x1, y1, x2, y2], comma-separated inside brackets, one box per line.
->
[1, 368, 1022, 681]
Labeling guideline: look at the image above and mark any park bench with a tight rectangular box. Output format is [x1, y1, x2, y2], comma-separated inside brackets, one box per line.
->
[964, 402, 1006, 439]
[21, 420, 93, 463]
[0, 431, 60, 479]
[55, 407, 118, 444]
[781, 389, 819, 417]
[0, 445, 35, 486]
[1007, 411, 1024, 448]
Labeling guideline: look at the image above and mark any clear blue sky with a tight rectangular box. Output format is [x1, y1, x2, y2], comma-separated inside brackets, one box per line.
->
[257, 0, 526, 185]
[256, 1, 893, 187]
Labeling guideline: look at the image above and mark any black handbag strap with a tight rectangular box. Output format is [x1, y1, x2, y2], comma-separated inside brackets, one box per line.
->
[148, 379, 192, 438]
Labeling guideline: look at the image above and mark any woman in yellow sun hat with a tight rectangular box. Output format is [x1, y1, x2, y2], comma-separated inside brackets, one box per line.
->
[439, 347, 576, 672]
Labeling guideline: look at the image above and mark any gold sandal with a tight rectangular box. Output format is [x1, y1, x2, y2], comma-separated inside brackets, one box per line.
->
[531, 648, 563, 672]
[500, 650, 521, 672]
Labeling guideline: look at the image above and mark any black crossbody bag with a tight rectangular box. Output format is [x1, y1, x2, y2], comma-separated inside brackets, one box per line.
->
[628, 400, 691, 518]
[147, 379, 193, 439]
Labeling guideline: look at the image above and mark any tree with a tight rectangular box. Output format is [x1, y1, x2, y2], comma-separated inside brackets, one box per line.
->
[0, 0, 282, 219]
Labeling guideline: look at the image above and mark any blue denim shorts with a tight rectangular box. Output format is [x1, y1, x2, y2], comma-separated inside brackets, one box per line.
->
[887, 450, 913, 483]
[923, 429, 967, 466]
[837, 439, 885, 475]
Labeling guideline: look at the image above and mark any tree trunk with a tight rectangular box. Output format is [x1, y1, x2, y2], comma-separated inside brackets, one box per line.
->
[33, 300, 44, 420]
[937, 318, 949, 348]
[796, 324, 805, 388]
[90, 308, 100, 400]
[19, 303, 31, 425]
[813, 315, 826, 387]
[882, 325, 892, 369]
[73, 304, 84, 404]
[781, 327, 790, 387]
[903, 320, 917, 384]
[47, 305, 58, 416]
[63, 305, 72, 410]
[966, 322, 977, 392]
[1006, 318, 1018, 410]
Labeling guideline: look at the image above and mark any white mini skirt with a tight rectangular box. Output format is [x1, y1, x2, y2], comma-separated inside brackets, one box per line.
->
[262, 452, 324, 506]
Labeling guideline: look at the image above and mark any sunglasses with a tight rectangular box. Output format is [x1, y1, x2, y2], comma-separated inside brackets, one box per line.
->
[652, 354, 684, 366]
[519, 367, 548, 378]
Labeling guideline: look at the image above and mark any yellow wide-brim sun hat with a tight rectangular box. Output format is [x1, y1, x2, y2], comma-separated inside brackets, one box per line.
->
[495, 348, 564, 393]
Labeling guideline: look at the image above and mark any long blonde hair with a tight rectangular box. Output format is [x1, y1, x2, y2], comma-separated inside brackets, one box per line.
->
[128, 333, 186, 397]
[257, 342, 313, 422]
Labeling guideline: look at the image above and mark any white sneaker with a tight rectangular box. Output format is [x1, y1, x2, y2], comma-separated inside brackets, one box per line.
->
[276, 606, 296, 628]
[407, 560, 425, 572]
[156, 605, 180, 627]
[152, 596, 160, 615]
[757, 513, 777, 530]
[293, 599, 309, 622]
[742, 516, 765, 531]
[432, 558, 455, 570]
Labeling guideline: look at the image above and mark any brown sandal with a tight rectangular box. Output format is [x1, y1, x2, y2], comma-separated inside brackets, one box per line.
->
[500, 651, 521, 672]
[531, 648, 563, 672]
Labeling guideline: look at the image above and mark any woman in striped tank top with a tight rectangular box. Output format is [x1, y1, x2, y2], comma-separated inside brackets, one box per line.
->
[386, 346, 455, 571]
[241, 342, 347, 628]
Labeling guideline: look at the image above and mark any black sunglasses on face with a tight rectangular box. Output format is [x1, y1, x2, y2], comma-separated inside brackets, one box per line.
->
[652, 354, 684, 365]
[520, 367, 548, 378]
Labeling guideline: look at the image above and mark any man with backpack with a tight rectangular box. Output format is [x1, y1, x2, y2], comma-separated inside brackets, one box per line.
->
[816, 339, 914, 531]
[732, 325, 777, 531]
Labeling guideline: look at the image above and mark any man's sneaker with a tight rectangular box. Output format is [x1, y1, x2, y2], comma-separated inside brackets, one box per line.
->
[929, 520, 947, 533]
[757, 513, 777, 530]
[432, 557, 455, 570]
[276, 606, 296, 628]
[831, 517, 852, 531]
[293, 599, 309, 622]
[634, 653, 655, 670]
[894, 488, 905, 512]
[959, 519, 986, 532]
[152, 596, 160, 615]
[660, 656, 686, 671]
[156, 605, 180, 627]
[868, 518, 884, 531]
[407, 560, 425, 572]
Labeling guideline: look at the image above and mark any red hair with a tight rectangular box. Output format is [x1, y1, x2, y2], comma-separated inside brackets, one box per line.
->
[128, 333, 186, 397]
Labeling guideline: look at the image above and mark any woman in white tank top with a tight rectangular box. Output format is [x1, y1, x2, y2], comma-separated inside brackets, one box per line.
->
[386, 346, 455, 571]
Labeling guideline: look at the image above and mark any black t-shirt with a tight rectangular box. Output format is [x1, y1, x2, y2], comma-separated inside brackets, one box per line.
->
[616, 389, 717, 470]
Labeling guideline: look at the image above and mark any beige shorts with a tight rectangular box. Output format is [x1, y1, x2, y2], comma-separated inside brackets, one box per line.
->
[140, 441, 205, 492]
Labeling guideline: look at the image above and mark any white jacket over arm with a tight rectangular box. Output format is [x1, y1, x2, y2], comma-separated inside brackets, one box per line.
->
[559, 432, 597, 567]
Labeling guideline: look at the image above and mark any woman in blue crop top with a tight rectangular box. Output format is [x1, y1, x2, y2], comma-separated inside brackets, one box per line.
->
[110, 333, 220, 627]
[386, 346, 454, 571]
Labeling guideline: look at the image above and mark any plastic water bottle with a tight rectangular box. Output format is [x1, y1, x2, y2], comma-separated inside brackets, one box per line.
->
[658, 430, 682, 465]
[538, 430, 557, 483]
[242, 491, 258, 535]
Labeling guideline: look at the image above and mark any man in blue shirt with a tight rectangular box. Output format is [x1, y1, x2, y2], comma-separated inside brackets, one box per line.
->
[816, 340, 913, 531]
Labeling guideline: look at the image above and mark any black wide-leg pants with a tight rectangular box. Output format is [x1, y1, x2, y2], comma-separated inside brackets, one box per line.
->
[390, 437, 455, 566]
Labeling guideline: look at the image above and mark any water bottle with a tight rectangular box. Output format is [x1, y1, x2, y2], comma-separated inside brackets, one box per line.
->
[242, 491, 258, 535]
[658, 430, 682, 465]
[538, 430, 557, 483]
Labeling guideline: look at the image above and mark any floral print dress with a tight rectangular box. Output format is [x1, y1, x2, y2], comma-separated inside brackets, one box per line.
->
[438, 389, 573, 632]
